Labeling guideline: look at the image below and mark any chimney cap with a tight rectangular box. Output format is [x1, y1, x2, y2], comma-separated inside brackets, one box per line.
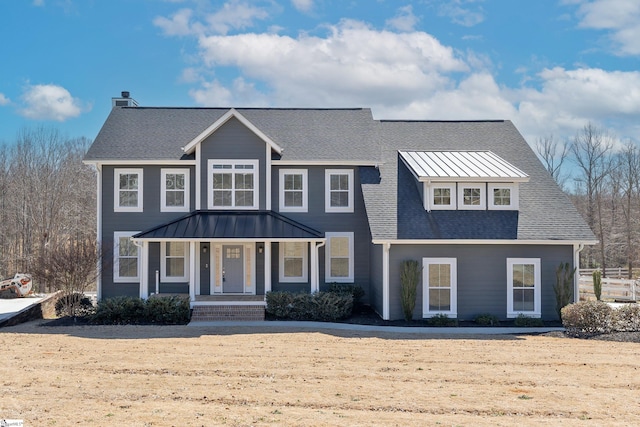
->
[121, 91, 130, 98]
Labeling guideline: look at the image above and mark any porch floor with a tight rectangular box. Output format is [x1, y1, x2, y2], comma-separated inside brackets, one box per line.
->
[194, 294, 265, 302]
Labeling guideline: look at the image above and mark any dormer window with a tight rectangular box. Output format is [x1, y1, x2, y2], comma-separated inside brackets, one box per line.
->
[400, 150, 528, 212]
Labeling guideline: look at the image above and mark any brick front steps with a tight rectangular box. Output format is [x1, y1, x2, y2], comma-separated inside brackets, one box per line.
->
[191, 304, 265, 321]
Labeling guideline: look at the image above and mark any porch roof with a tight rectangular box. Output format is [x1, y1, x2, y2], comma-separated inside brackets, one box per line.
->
[132, 210, 324, 240]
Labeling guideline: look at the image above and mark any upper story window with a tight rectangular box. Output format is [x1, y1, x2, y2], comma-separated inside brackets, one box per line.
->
[113, 231, 140, 282]
[488, 183, 519, 211]
[208, 160, 259, 210]
[279, 169, 308, 212]
[325, 169, 354, 213]
[114, 168, 143, 212]
[458, 183, 486, 210]
[427, 183, 456, 210]
[161, 168, 190, 212]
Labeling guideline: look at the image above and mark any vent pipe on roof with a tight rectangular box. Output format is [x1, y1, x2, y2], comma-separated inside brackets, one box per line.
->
[112, 91, 138, 108]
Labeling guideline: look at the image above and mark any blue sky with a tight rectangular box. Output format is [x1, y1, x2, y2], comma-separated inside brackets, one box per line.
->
[1, 0, 639, 148]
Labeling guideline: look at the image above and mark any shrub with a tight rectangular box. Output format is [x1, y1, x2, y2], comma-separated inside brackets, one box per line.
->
[144, 295, 190, 324]
[513, 314, 545, 327]
[91, 296, 146, 325]
[428, 313, 458, 327]
[613, 304, 640, 332]
[554, 262, 575, 320]
[55, 292, 95, 318]
[328, 283, 365, 306]
[561, 300, 614, 337]
[400, 260, 421, 321]
[266, 291, 353, 321]
[474, 313, 500, 326]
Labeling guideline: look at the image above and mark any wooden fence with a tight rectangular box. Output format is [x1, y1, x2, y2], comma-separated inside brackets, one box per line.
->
[579, 275, 638, 302]
[579, 267, 631, 279]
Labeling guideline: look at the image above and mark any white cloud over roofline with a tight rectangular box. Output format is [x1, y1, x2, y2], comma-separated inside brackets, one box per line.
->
[19, 84, 86, 122]
[0, 93, 9, 106]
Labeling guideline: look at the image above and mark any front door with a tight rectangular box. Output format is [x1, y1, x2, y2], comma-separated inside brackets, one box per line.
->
[223, 245, 244, 293]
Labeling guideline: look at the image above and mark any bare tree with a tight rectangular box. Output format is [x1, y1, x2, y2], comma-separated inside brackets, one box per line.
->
[535, 134, 570, 188]
[571, 123, 615, 275]
[613, 142, 640, 278]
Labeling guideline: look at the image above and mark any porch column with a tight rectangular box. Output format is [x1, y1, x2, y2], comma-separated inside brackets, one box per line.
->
[382, 243, 390, 320]
[310, 241, 318, 293]
[189, 241, 196, 302]
[140, 241, 149, 299]
[264, 242, 271, 294]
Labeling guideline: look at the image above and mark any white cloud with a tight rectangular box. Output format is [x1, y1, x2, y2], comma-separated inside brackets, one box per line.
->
[386, 5, 419, 32]
[194, 19, 467, 107]
[189, 77, 269, 106]
[572, 0, 640, 56]
[154, 1, 269, 37]
[291, 0, 313, 13]
[0, 93, 9, 106]
[33, 0, 44, 6]
[19, 84, 85, 121]
[438, 0, 485, 27]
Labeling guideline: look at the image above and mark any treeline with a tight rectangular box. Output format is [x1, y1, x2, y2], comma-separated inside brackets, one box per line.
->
[537, 123, 640, 278]
[0, 127, 97, 290]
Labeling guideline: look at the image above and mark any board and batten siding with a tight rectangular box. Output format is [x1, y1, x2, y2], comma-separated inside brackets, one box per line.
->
[270, 165, 372, 299]
[101, 164, 195, 298]
[385, 244, 574, 321]
[199, 117, 268, 210]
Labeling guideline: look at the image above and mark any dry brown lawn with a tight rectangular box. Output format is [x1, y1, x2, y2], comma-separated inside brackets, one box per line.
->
[1, 321, 639, 426]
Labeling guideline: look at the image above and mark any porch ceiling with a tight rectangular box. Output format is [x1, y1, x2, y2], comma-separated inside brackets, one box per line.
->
[132, 210, 324, 240]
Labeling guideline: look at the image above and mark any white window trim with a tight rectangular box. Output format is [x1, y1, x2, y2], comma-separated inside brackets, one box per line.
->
[325, 232, 354, 283]
[114, 168, 143, 212]
[507, 258, 541, 318]
[457, 182, 486, 210]
[488, 183, 519, 211]
[279, 242, 309, 283]
[161, 241, 190, 282]
[425, 182, 457, 211]
[207, 159, 259, 210]
[422, 258, 457, 318]
[161, 168, 190, 212]
[325, 169, 354, 213]
[113, 231, 140, 283]
[279, 169, 308, 213]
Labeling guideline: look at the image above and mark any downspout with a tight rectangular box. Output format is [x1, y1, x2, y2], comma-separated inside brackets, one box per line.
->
[382, 242, 391, 320]
[313, 240, 326, 293]
[95, 163, 102, 301]
[574, 243, 585, 303]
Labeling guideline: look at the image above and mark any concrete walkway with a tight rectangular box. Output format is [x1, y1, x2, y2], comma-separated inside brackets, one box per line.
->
[188, 320, 564, 335]
[0, 295, 46, 322]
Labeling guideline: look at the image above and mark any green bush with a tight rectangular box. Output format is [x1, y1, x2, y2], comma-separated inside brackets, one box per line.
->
[266, 291, 353, 321]
[55, 292, 95, 318]
[400, 260, 420, 321]
[328, 283, 365, 305]
[474, 313, 501, 326]
[428, 313, 458, 327]
[90, 295, 190, 325]
[513, 314, 544, 327]
[561, 300, 614, 336]
[144, 295, 190, 324]
[613, 304, 640, 332]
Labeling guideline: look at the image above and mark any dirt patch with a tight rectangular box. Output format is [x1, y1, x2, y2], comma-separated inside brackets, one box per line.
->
[1, 320, 639, 426]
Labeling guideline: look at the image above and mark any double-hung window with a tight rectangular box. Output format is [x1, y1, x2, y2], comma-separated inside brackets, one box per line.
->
[325, 232, 354, 282]
[208, 160, 259, 209]
[161, 242, 189, 282]
[114, 168, 143, 212]
[113, 232, 140, 282]
[325, 169, 354, 213]
[279, 169, 308, 212]
[422, 258, 457, 318]
[279, 242, 308, 282]
[161, 169, 190, 212]
[507, 258, 541, 318]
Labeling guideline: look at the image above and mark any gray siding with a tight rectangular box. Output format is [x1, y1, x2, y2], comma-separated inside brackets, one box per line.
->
[101, 164, 195, 298]
[271, 165, 372, 301]
[387, 244, 574, 321]
[199, 117, 268, 210]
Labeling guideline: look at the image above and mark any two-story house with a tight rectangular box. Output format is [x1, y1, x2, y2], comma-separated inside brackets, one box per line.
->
[83, 92, 596, 321]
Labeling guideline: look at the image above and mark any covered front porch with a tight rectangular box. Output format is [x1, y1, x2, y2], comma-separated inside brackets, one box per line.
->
[131, 210, 325, 311]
